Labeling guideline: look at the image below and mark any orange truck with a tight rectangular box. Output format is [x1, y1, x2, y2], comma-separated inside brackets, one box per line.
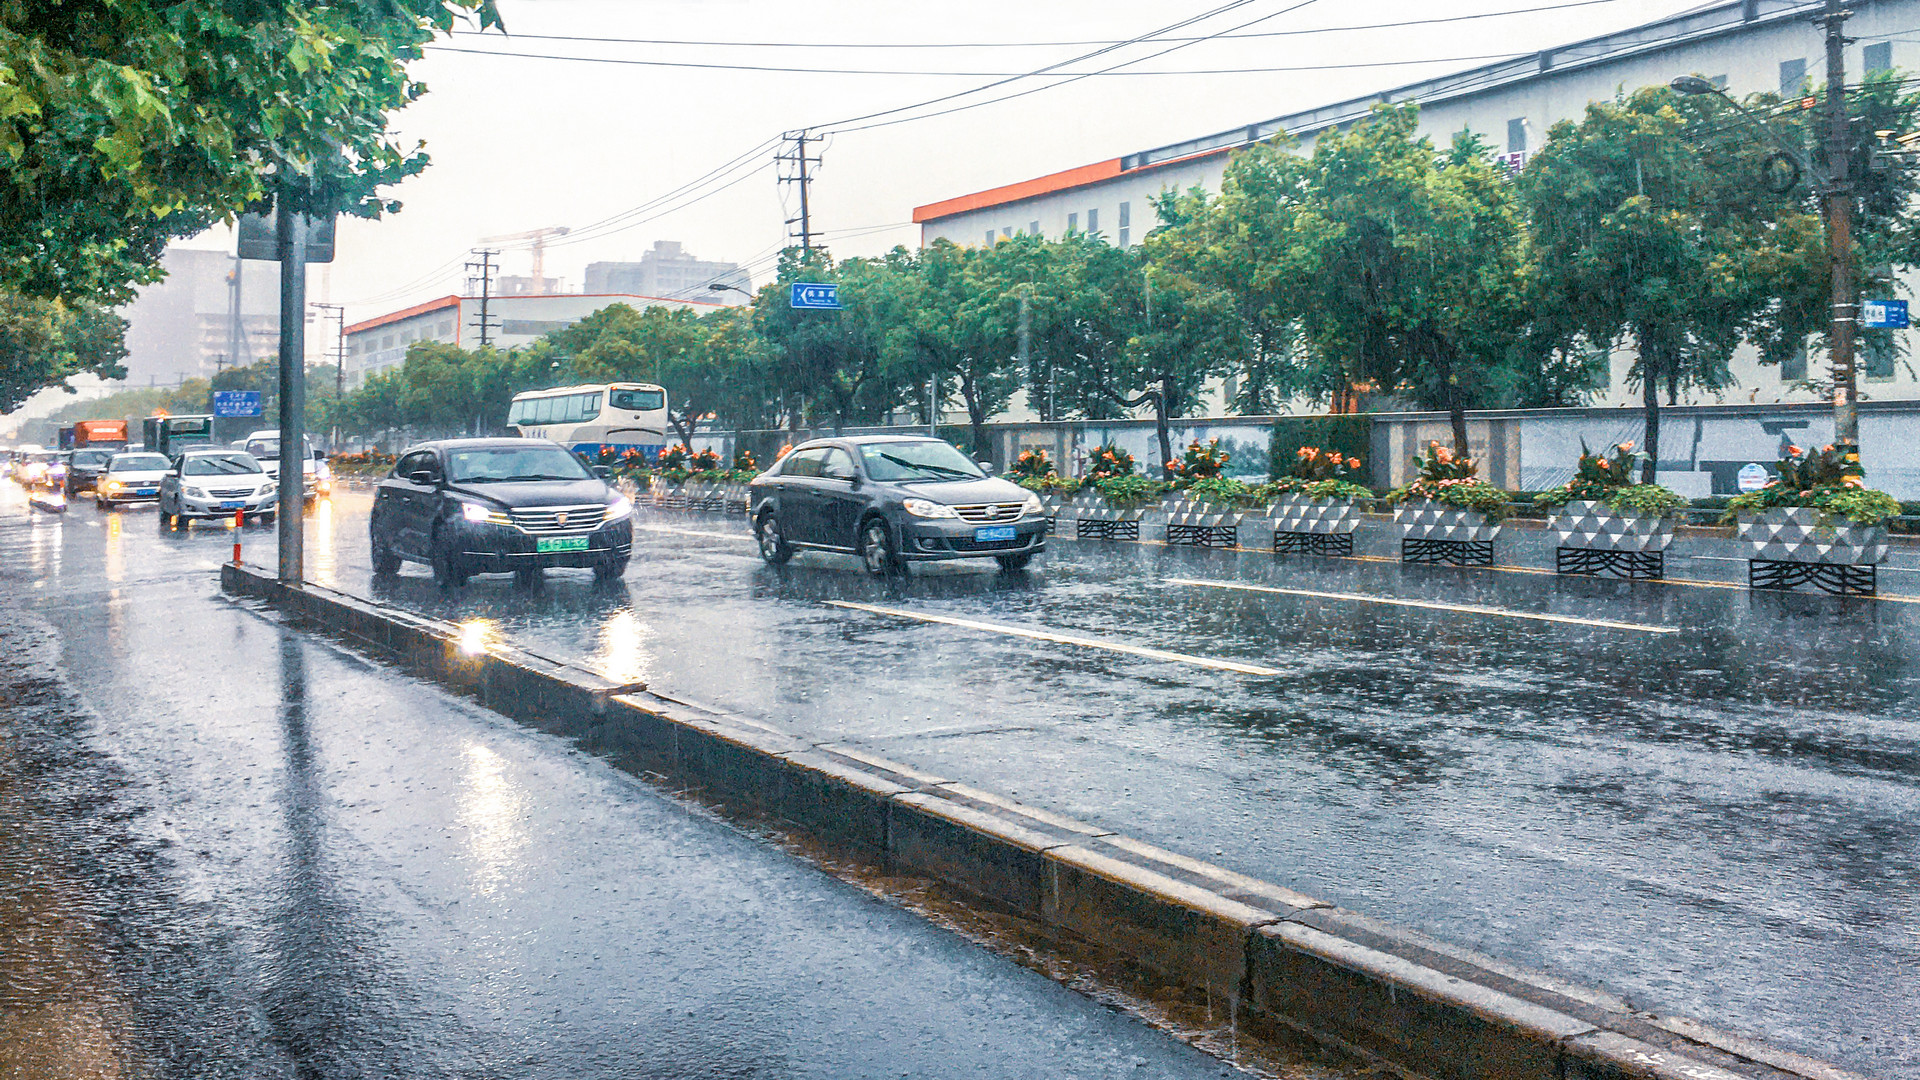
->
[62, 419, 129, 450]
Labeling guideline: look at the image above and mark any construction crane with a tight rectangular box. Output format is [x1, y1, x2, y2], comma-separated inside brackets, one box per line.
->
[478, 226, 571, 294]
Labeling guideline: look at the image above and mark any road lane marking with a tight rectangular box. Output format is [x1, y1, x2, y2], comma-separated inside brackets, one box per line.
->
[823, 600, 1283, 676]
[1164, 577, 1680, 635]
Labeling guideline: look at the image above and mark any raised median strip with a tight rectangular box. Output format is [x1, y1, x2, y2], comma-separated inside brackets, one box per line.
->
[219, 561, 1861, 1080]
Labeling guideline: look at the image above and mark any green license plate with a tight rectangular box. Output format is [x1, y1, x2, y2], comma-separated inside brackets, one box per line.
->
[536, 536, 591, 553]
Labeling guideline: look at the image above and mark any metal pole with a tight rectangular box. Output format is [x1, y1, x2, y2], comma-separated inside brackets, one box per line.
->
[276, 200, 308, 585]
[1821, 0, 1859, 455]
[928, 376, 937, 437]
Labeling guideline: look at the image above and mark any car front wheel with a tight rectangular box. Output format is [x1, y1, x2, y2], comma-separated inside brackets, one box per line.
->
[996, 551, 1035, 572]
[757, 512, 794, 565]
[860, 518, 904, 577]
[370, 531, 401, 576]
[430, 531, 468, 588]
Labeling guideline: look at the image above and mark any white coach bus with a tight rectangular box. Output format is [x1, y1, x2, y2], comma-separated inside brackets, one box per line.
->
[507, 382, 670, 459]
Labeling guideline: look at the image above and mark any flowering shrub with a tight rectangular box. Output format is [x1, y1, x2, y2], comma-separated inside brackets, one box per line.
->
[1017, 474, 1083, 496]
[1183, 475, 1254, 506]
[1535, 440, 1685, 517]
[1387, 441, 1511, 520]
[1008, 448, 1055, 480]
[1084, 443, 1136, 482]
[657, 444, 691, 472]
[1166, 438, 1230, 481]
[1093, 474, 1165, 508]
[1723, 444, 1900, 526]
[1266, 445, 1371, 501]
[727, 449, 760, 483]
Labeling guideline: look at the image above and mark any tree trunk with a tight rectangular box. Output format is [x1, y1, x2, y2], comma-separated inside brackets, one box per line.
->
[1155, 376, 1173, 480]
[1640, 338, 1661, 485]
[1449, 405, 1470, 459]
[670, 410, 696, 449]
[961, 372, 988, 467]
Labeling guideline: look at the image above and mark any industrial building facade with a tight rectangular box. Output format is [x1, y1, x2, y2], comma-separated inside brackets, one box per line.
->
[912, 0, 1920, 411]
[342, 292, 721, 388]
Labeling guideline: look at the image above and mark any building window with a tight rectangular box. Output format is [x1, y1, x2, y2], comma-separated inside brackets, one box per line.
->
[1001, 226, 1012, 240]
[1068, 212, 1079, 233]
[1865, 41, 1893, 74]
[1781, 343, 1808, 382]
[986, 229, 996, 246]
[1029, 220, 1040, 236]
[1780, 57, 1807, 96]
[1506, 117, 1527, 154]
[1086, 208, 1099, 235]
[1117, 202, 1131, 247]
[1865, 333, 1897, 379]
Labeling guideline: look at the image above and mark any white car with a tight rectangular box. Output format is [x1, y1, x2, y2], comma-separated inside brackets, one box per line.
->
[157, 450, 277, 527]
[95, 452, 172, 508]
[242, 431, 333, 500]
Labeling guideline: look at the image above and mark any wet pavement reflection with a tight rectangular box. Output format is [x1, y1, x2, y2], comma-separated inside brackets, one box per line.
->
[5, 483, 1917, 1075]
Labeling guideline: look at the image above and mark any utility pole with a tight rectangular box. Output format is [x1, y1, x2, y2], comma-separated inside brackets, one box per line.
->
[310, 303, 345, 446]
[228, 257, 246, 368]
[1820, 0, 1859, 456]
[777, 130, 823, 255]
[466, 249, 500, 347]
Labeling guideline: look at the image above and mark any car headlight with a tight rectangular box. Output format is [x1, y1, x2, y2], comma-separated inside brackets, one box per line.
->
[605, 495, 633, 521]
[260, 482, 276, 497]
[461, 501, 510, 525]
[1022, 492, 1044, 517]
[102, 480, 122, 492]
[183, 486, 207, 499]
[903, 498, 960, 519]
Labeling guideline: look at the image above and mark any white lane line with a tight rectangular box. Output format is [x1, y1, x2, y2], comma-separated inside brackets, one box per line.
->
[1165, 577, 1680, 635]
[634, 523, 752, 542]
[824, 600, 1283, 676]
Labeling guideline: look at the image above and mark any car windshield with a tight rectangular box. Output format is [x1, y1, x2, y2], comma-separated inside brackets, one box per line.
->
[110, 453, 169, 471]
[70, 450, 113, 466]
[27, 452, 60, 464]
[182, 453, 264, 476]
[857, 440, 983, 482]
[447, 445, 592, 484]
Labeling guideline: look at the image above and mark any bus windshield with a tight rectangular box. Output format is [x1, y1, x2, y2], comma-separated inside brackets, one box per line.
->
[610, 387, 665, 411]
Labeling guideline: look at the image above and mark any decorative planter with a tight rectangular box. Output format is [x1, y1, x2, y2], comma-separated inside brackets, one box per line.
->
[1072, 491, 1146, 541]
[717, 482, 750, 514]
[1163, 498, 1243, 548]
[1270, 494, 1361, 556]
[1037, 492, 1070, 535]
[1394, 500, 1500, 566]
[647, 477, 676, 507]
[1548, 500, 1675, 580]
[1737, 507, 1889, 596]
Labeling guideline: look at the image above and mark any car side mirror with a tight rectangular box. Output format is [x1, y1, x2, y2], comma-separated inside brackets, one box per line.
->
[408, 469, 435, 486]
[593, 465, 612, 479]
[976, 460, 994, 472]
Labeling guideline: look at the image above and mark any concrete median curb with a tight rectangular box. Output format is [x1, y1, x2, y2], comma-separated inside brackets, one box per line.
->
[220, 561, 1863, 1080]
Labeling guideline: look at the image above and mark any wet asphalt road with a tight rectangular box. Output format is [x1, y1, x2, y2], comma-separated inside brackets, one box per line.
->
[7, 484, 1920, 1076]
[0, 489, 1255, 1079]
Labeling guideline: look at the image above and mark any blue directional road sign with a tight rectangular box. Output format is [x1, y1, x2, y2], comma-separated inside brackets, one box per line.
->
[212, 390, 263, 418]
[1862, 299, 1909, 329]
[789, 282, 841, 310]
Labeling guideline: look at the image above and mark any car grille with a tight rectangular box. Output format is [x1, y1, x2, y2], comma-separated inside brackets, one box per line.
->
[510, 504, 607, 533]
[209, 487, 256, 499]
[953, 503, 1025, 524]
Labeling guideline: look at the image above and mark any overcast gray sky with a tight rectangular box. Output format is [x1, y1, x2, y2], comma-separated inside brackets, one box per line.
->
[210, 0, 1705, 316]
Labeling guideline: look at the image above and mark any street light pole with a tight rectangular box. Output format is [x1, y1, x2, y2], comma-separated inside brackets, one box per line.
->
[1673, 0, 1858, 457]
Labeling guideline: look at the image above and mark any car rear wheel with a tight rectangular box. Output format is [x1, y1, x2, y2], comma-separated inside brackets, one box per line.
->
[860, 518, 904, 577]
[756, 512, 794, 565]
[995, 551, 1035, 572]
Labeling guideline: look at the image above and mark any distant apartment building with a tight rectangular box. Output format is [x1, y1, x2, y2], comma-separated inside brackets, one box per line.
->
[117, 247, 282, 386]
[583, 241, 752, 304]
[341, 292, 723, 388]
[912, 0, 1920, 411]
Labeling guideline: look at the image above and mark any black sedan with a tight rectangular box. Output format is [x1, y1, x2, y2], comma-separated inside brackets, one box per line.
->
[749, 435, 1046, 575]
[369, 438, 633, 586]
[64, 448, 117, 494]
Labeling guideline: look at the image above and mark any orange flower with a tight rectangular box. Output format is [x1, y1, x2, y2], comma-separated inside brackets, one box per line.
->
[1618, 440, 1634, 452]
[1786, 445, 1802, 456]
[1347, 457, 1361, 469]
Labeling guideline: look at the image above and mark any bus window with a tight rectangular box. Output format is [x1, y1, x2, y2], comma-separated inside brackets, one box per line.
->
[610, 388, 665, 412]
[533, 396, 556, 424]
[577, 392, 601, 421]
[508, 399, 529, 426]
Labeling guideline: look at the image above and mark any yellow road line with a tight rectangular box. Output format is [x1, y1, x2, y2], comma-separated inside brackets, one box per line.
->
[1165, 576, 1680, 635]
[824, 600, 1283, 675]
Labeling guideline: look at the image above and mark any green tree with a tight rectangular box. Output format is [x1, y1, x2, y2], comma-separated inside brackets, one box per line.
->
[1522, 88, 1757, 480]
[0, 294, 127, 413]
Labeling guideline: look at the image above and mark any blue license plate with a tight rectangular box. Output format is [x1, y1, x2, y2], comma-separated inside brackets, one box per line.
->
[219, 501, 245, 509]
[974, 525, 1017, 542]
[135, 488, 156, 495]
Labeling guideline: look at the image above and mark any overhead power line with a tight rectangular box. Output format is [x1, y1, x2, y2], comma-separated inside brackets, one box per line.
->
[443, 0, 1627, 50]
[426, 44, 1529, 77]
